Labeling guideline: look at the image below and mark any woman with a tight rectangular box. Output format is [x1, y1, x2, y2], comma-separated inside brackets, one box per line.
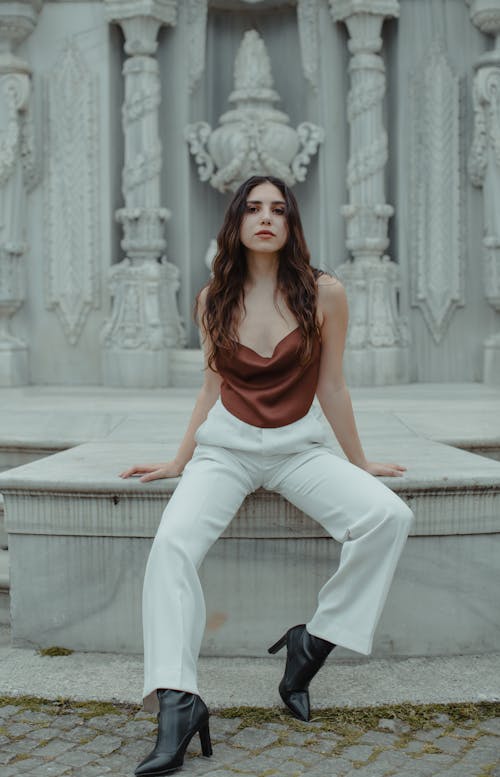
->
[121, 176, 414, 776]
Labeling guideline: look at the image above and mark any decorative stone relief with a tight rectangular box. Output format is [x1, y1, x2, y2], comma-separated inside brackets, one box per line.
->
[467, 0, 500, 382]
[184, 0, 208, 92]
[185, 29, 324, 192]
[0, 0, 42, 386]
[329, 0, 409, 385]
[43, 43, 101, 346]
[409, 42, 464, 344]
[297, 0, 320, 90]
[102, 1, 185, 387]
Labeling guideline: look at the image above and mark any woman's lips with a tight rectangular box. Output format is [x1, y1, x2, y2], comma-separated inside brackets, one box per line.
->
[256, 231, 275, 237]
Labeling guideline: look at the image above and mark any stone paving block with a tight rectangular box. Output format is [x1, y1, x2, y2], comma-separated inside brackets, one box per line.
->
[74, 765, 113, 776]
[7, 738, 39, 754]
[433, 714, 452, 726]
[475, 734, 500, 753]
[7, 756, 45, 772]
[26, 726, 59, 741]
[0, 748, 15, 765]
[357, 729, 397, 747]
[7, 721, 33, 736]
[84, 713, 128, 731]
[50, 714, 87, 730]
[377, 717, 411, 734]
[35, 738, 76, 757]
[413, 727, 445, 741]
[285, 730, 323, 746]
[53, 748, 99, 767]
[16, 710, 55, 724]
[58, 724, 100, 742]
[0, 705, 20, 718]
[478, 717, 500, 735]
[111, 719, 152, 739]
[20, 763, 73, 776]
[210, 717, 243, 735]
[261, 744, 303, 760]
[230, 725, 280, 749]
[79, 733, 122, 755]
[339, 743, 374, 762]
[433, 734, 470, 754]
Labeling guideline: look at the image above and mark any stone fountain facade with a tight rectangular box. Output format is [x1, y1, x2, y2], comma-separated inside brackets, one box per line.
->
[1, 0, 500, 387]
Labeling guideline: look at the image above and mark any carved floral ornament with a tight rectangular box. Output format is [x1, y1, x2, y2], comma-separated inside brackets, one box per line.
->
[185, 30, 324, 192]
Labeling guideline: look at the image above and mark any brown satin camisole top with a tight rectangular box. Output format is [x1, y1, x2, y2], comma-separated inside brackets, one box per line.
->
[215, 327, 322, 428]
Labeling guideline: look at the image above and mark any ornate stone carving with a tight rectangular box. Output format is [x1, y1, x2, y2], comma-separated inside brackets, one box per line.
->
[102, 3, 185, 387]
[409, 42, 464, 344]
[467, 0, 500, 34]
[0, 1, 42, 386]
[101, 257, 185, 350]
[185, 30, 324, 192]
[468, 1, 500, 382]
[330, 0, 408, 385]
[184, 0, 208, 92]
[43, 43, 101, 346]
[297, 0, 320, 90]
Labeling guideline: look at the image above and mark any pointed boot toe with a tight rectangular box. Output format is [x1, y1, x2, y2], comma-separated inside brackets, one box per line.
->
[279, 684, 310, 722]
[134, 689, 212, 776]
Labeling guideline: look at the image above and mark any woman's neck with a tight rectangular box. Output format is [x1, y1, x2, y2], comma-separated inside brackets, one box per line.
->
[244, 251, 279, 288]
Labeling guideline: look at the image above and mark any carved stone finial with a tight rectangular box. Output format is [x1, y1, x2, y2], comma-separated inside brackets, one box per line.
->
[185, 29, 323, 192]
[229, 30, 279, 104]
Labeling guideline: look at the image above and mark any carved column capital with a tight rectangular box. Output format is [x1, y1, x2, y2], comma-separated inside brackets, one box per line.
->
[0, 0, 42, 75]
[467, 0, 500, 36]
[329, 0, 399, 23]
[104, 0, 177, 55]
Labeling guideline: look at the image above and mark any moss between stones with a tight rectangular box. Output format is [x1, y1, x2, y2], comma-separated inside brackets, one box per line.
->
[37, 646, 74, 657]
[1, 696, 499, 732]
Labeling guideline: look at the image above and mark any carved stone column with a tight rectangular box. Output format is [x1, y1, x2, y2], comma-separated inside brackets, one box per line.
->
[102, 0, 185, 388]
[468, 0, 500, 383]
[329, 1, 409, 386]
[0, 1, 41, 385]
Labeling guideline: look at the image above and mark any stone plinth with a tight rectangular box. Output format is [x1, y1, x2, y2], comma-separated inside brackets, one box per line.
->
[1, 438, 499, 658]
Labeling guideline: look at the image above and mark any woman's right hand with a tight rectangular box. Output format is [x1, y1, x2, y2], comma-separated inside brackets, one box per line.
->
[119, 460, 184, 482]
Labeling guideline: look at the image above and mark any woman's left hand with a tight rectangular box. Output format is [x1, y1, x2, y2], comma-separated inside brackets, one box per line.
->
[363, 461, 407, 477]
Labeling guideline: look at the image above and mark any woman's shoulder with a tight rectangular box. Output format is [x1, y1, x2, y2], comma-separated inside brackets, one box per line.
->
[313, 270, 347, 327]
[313, 269, 345, 296]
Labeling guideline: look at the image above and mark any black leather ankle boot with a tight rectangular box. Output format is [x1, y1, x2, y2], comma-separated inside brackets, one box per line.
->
[134, 689, 212, 776]
[268, 624, 335, 722]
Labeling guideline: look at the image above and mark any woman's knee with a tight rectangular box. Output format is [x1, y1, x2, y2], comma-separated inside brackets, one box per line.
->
[383, 497, 414, 536]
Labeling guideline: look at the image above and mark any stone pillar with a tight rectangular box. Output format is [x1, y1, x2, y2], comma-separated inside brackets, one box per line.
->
[0, 1, 41, 386]
[329, 0, 409, 386]
[468, 0, 500, 384]
[102, 0, 185, 388]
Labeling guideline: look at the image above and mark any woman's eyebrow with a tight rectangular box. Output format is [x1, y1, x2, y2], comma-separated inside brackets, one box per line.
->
[246, 199, 286, 205]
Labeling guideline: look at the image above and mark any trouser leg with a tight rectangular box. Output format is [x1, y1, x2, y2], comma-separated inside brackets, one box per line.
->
[267, 447, 414, 655]
[142, 445, 255, 713]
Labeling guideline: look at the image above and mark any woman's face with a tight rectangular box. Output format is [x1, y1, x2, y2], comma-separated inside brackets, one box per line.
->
[239, 182, 288, 255]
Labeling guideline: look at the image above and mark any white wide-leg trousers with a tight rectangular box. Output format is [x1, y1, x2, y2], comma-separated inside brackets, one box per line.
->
[142, 400, 414, 712]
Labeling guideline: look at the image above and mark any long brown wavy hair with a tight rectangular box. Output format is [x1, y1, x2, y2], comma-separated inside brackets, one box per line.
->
[196, 175, 325, 370]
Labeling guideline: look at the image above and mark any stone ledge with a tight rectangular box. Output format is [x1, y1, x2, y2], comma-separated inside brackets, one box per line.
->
[1, 440, 499, 538]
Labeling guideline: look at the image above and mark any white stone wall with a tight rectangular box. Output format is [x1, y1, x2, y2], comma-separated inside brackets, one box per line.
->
[2, 0, 499, 386]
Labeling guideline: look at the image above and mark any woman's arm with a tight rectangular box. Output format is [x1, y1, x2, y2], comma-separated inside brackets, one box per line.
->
[315, 278, 406, 478]
[120, 288, 222, 482]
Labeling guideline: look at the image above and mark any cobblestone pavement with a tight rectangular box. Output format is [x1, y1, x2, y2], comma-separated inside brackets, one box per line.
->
[1, 697, 499, 777]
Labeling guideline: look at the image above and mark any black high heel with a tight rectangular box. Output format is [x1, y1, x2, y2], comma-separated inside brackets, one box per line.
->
[134, 689, 212, 776]
[268, 624, 335, 722]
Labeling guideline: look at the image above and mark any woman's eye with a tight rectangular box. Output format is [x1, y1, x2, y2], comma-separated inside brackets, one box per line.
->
[273, 208, 285, 215]
[246, 205, 258, 213]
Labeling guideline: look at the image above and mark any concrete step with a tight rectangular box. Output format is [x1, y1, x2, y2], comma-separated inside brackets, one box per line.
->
[0, 433, 499, 660]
